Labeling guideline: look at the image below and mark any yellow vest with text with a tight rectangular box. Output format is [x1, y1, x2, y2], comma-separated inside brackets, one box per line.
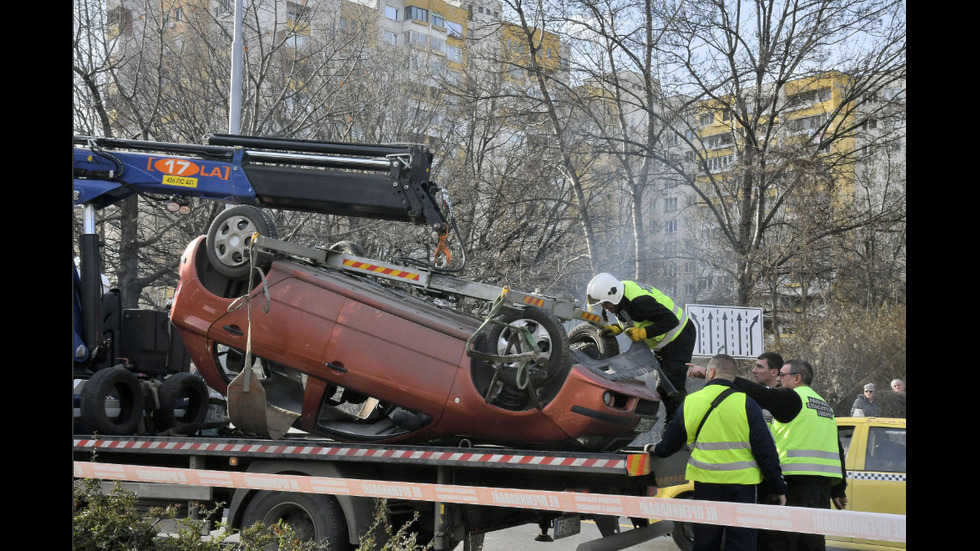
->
[622, 281, 687, 351]
[682, 384, 762, 485]
[772, 386, 843, 479]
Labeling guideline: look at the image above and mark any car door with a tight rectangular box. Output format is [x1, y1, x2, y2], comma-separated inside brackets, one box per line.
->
[836, 419, 906, 549]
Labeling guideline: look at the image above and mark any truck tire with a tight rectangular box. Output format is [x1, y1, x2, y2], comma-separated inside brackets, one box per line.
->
[206, 206, 278, 279]
[568, 323, 620, 360]
[80, 366, 144, 435]
[156, 372, 210, 432]
[669, 491, 695, 551]
[241, 491, 351, 551]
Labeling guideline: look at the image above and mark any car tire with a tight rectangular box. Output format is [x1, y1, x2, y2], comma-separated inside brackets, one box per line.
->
[487, 307, 570, 388]
[206, 206, 278, 278]
[156, 372, 210, 432]
[568, 323, 620, 360]
[241, 491, 351, 551]
[80, 366, 144, 435]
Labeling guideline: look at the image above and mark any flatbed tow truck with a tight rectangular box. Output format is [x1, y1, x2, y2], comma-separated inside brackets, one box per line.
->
[74, 433, 688, 550]
[73, 134, 685, 550]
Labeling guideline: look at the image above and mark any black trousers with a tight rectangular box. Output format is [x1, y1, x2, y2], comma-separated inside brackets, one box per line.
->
[692, 481, 758, 551]
[762, 475, 833, 551]
[656, 320, 697, 421]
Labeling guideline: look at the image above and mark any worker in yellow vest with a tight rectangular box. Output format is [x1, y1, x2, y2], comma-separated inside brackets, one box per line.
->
[649, 354, 786, 551]
[587, 273, 697, 422]
[690, 358, 848, 551]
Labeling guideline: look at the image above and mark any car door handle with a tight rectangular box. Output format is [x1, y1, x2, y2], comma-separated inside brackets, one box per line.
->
[325, 362, 347, 373]
[222, 325, 244, 337]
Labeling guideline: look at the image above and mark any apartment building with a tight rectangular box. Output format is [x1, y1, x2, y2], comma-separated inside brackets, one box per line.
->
[638, 71, 906, 314]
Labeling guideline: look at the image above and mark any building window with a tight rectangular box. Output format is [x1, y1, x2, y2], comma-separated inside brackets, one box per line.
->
[383, 31, 398, 45]
[665, 220, 678, 234]
[664, 197, 678, 212]
[700, 113, 713, 127]
[384, 6, 398, 20]
[432, 13, 445, 28]
[664, 242, 677, 254]
[684, 261, 695, 274]
[446, 44, 463, 62]
[287, 1, 310, 23]
[405, 30, 427, 47]
[446, 21, 463, 38]
[705, 133, 733, 149]
[706, 154, 734, 172]
[405, 6, 429, 23]
[286, 34, 308, 48]
[790, 113, 828, 133]
[431, 36, 446, 54]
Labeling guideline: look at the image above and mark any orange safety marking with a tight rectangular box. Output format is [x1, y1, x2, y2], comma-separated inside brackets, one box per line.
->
[625, 453, 651, 476]
[74, 461, 906, 542]
[342, 259, 421, 281]
[522, 296, 546, 307]
[578, 311, 602, 323]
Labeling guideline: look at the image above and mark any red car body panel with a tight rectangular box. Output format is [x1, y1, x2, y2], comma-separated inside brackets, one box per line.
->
[171, 236, 660, 450]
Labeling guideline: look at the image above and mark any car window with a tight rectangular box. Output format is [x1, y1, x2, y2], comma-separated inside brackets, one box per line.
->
[838, 425, 854, 460]
[864, 427, 906, 473]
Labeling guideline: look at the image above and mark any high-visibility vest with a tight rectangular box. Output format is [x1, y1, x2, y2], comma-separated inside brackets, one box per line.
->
[622, 281, 686, 350]
[772, 386, 843, 479]
[682, 384, 762, 484]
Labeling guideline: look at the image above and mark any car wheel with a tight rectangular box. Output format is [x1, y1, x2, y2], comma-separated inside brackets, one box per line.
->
[206, 206, 278, 278]
[156, 372, 210, 432]
[568, 323, 620, 360]
[487, 307, 570, 388]
[80, 366, 144, 435]
[241, 491, 350, 551]
[670, 491, 695, 551]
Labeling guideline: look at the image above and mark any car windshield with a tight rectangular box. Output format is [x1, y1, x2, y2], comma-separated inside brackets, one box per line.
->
[865, 427, 906, 473]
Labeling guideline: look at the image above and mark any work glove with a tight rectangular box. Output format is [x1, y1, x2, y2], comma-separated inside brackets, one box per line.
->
[625, 327, 647, 342]
[600, 324, 623, 337]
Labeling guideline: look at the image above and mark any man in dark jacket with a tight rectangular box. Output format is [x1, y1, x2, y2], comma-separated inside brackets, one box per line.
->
[650, 354, 786, 551]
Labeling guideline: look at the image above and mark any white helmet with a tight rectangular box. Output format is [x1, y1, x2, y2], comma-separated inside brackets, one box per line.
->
[586, 273, 623, 308]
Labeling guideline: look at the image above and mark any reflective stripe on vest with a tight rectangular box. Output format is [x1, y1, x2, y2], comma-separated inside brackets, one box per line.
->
[622, 281, 687, 351]
[772, 386, 843, 479]
[682, 384, 762, 485]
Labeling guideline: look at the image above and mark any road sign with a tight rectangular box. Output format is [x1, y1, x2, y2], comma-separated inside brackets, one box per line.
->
[686, 305, 763, 359]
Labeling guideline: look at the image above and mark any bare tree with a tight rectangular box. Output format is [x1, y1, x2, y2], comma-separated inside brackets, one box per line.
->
[73, 0, 378, 308]
[649, 0, 906, 307]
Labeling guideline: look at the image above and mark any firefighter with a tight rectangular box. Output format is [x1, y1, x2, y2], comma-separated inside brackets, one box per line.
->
[586, 272, 697, 422]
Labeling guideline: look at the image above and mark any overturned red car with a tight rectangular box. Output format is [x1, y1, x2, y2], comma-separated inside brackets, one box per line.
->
[170, 235, 661, 451]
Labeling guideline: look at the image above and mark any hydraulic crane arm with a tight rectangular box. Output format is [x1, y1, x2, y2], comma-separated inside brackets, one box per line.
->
[73, 134, 450, 231]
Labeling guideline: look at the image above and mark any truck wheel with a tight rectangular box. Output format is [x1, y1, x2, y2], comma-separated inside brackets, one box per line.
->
[568, 323, 620, 360]
[488, 307, 570, 388]
[156, 372, 210, 432]
[669, 491, 695, 551]
[80, 366, 144, 435]
[241, 491, 350, 551]
[206, 206, 278, 278]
